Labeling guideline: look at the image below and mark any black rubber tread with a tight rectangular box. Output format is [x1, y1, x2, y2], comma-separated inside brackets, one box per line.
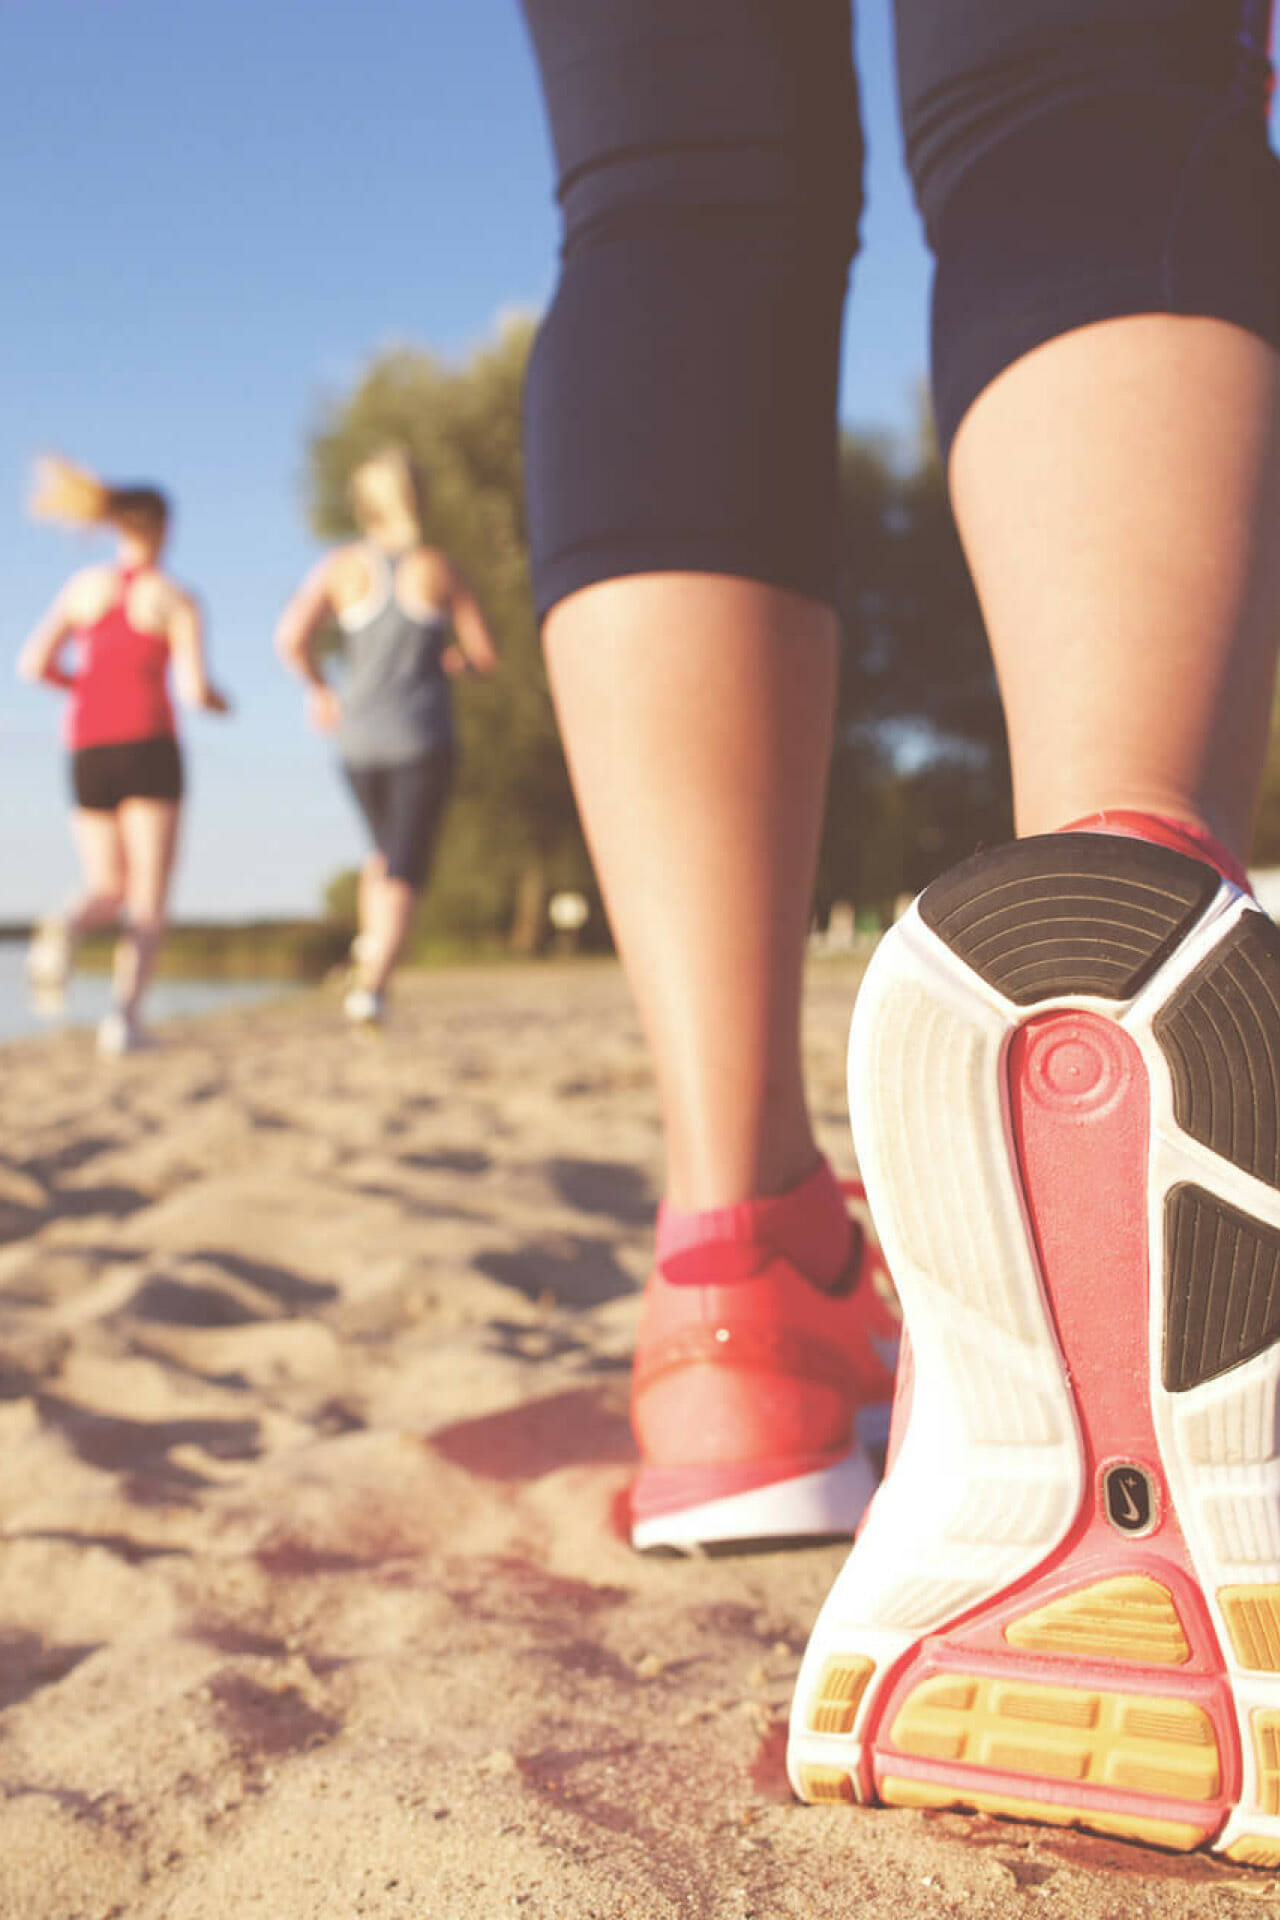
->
[1154, 912, 1280, 1191]
[918, 834, 1219, 1006]
[1164, 1183, 1280, 1391]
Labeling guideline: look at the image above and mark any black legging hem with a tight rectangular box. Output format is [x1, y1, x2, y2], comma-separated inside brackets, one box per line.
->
[533, 536, 840, 624]
[938, 289, 1280, 457]
[929, 85, 1280, 452]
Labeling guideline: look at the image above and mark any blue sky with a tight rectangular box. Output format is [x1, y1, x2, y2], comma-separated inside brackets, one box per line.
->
[0, 6, 1001, 913]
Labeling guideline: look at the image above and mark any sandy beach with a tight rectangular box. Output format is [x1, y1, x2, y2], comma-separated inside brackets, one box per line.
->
[0, 960, 1276, 1920]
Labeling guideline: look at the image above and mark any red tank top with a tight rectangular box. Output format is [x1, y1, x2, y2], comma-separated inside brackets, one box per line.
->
[65, 568, 176, 751]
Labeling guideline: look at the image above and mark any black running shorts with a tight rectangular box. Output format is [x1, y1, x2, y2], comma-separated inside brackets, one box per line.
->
[71, 734, 184, 812]
[342, 747, 455, 890]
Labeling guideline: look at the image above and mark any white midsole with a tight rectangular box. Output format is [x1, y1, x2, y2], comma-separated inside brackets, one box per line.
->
[631, 1446, 878, 1553]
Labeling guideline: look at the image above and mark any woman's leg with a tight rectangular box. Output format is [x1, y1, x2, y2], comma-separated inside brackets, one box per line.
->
[67, 809, 127, 933]
[893, 0, 1280, 847]
[355, 848, 414, 996]
[114, 799, 180, 1022]
[30, 808, 126, 992]
[358, 876, 416, 995]
[354, 752, 452, 996]
[344, 768, 404, 998]
[545, 578, 837, 1207]
[786, 2, 1280, 1853]
[953, 323, 1280, 845]
[522, 0, 861, 1212]
[522, 0, 898, 1552]
[356, 850, 386, 960]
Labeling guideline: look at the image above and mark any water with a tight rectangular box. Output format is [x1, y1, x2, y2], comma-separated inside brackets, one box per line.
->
[0, 941, 296, 1046]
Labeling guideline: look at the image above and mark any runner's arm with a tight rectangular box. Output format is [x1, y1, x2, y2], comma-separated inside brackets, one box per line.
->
[275, 559, 337, 688]
[16, 591, 77, 690]
[442, 564, 499, 678]
[274, 558, 342, 732]
[170, 592, 231, 713]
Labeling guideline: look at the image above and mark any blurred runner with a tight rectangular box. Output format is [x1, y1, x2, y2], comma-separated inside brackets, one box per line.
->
[275, 446, 498, 1026]
[18, 456, 231, 1054]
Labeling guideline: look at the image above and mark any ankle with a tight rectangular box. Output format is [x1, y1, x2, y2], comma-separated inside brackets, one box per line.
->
[657, 1155, 854, 1289]
[664, 1118, 820, 1214]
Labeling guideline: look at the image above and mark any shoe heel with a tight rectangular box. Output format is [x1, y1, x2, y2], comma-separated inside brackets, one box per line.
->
[790, 833, 1280, 1860]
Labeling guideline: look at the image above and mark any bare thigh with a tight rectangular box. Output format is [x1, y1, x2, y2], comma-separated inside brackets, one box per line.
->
[71, 809, 126, 900]
[117, 800, 182, 919]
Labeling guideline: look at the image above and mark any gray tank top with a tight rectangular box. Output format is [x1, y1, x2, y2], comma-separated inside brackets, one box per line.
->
[336, 546, 453, 767]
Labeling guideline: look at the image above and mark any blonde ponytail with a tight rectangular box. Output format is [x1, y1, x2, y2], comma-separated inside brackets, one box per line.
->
[27, 454, 170, 544]
[28, 455, 112, 527]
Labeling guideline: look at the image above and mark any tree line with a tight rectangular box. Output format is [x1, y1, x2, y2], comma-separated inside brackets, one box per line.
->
[308, 318, 1280, 953]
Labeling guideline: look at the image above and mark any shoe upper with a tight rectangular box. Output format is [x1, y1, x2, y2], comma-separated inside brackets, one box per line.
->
[96, 1011, 139, 1056]
[343, 986, 384, 1024]
[27, 922, 70, 988]
[632, 1188, 899, 1471]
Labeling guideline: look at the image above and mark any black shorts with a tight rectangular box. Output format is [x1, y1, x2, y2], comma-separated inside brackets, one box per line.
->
[72, 735, 184, 812]
[342, 747, 455, 890]
[520, 0, 1280, 616]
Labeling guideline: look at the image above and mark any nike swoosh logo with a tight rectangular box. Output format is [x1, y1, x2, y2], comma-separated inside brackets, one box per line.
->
[1116, 1480, 1141, 1523]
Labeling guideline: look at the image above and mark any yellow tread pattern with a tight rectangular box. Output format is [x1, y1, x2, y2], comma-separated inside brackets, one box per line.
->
[880, 1776, 1211, 1851]
[1252, 1711, 1280, 1817]
[806, 1656, 876, 1736]
[1224, 1836, 1280, 1868]
[798, 1766, 856, 1804]
[1005, 1576, 1189, 1665]
[1218, 1587, 1280, 1671]
[889, 1673, 1220, 1802]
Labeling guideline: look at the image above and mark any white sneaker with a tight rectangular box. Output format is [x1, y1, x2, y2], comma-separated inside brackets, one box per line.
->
[96, 1010, 144, 1057]
[27, 919, 71, 990]
[343, 985, 384, 1027]
[787, 829, 1280, 1865]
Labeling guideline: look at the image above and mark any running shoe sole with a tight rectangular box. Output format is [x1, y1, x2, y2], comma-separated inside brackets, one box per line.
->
[788, 832, 1280, 1866]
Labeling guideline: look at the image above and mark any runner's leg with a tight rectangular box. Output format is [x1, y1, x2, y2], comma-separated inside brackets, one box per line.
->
[895, 0, 1280, 846]
[954, 323, 1280, 843]
[545, 582, 837, 1206]
[787, 2, 1280, 1852]
[357, 850, 387, 960]
[114, 798, 180, 1022]
[521, 0, 896, 1551]
[68, 808, 127, 934]
[355, 752, 452, 995]
[522, 0, 861, 1210]
[359, 878, 415, 994]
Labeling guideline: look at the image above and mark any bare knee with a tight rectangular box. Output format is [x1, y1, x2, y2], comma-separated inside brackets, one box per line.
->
[126, 908, 167, 942]
[75, 887, 126, 928]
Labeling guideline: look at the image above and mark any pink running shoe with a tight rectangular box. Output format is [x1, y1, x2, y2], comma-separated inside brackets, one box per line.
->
[630, 1182, 900, 1552]
[788, 831, 1280, 1865]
